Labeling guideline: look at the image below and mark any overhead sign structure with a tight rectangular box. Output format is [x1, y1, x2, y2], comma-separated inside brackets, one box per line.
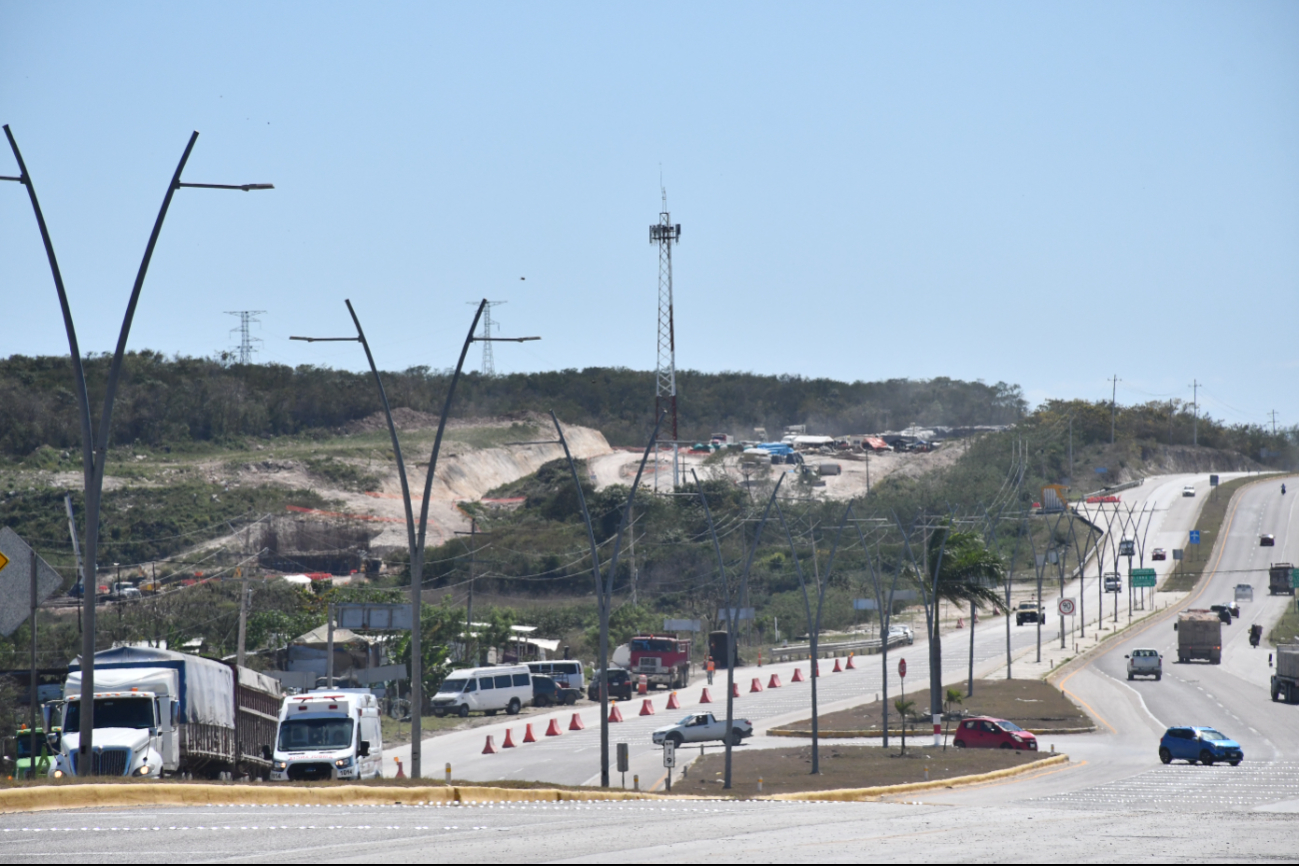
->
[717, 608, 755, 622]
[0, 528, 64, 637]
[1189, 530, 1201, 545]
[355, 663, 409, 685]
[1058, 598, 1076, 617]
[1131, 569, 1157, 589]
[663, 618, 701, 632]
[336, 603, 413, 631]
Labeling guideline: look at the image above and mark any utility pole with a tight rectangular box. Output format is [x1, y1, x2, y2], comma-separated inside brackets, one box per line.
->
[225, 310, 265, 364]
[454, 519, 491, 666]
[650, 186, 682, 489]
[235, 570, 249, 668]
[1191, 380, 1199, 446]
[628, 503, 637, 607]
[1068, 415, 1073, 480]
[1109, 375, 1120, 444]
[1269, 410, 1279, 436]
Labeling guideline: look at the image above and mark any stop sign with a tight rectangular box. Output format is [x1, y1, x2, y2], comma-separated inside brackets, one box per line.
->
[898, 658, 907, 678]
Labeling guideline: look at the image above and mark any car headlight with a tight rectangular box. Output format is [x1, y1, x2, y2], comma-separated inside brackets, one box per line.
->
[334, 756, 354, 769]
[53, 769, 64, 779]
[136, 764, 151, 776]
[273, 761, 287, 770]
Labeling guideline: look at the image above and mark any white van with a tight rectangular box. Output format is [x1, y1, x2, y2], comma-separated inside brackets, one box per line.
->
[267, 689, 383, 782]
[430, 665, 531, 718]
[525, 660, 586, 692]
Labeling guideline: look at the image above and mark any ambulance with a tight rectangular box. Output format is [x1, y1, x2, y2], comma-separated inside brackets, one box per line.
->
[267, 690, 383, 782]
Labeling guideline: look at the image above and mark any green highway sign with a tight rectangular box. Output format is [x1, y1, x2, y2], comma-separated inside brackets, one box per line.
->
[1131, 568, 1157, 588]
[1292, 568, 1299, 590]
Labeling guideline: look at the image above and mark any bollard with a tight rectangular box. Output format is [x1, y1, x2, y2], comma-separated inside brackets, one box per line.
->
[634, 774, 639, 791]
[445, 762, 452, 784]
[757, 777, 763, 793]
[924, 767, 929, 781]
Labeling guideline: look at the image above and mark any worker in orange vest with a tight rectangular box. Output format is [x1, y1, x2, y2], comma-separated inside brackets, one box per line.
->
[706, 656, 715, 685]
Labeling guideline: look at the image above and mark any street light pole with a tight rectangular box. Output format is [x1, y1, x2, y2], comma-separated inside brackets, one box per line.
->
[3, 126, 270, 771]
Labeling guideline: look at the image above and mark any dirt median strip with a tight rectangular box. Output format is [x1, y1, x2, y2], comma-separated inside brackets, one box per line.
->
[766, 753, 1069, 801]
[0, 783, 670, 815]
[765, 727, 1094, 738]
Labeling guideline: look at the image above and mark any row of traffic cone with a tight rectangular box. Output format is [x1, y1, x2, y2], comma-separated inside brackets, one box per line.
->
[483, 712, 586, 753]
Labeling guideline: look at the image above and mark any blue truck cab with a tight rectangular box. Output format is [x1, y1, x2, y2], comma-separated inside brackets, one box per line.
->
[1159, 726, 1242, 766]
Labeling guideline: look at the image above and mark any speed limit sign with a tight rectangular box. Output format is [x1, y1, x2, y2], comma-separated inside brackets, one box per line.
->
[1058, 598, 1076, 617]
[898, 658, 907, 678]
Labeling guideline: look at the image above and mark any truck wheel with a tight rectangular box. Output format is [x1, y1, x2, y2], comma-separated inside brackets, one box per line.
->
[1199, 750, 1215, 766]
[1159, 748, 1172, 764]
[507, 698, 521, 715]
[1155, 673, 1162, 682]
[458, 704, 469, 718]
[1272, 688, 1281, 703]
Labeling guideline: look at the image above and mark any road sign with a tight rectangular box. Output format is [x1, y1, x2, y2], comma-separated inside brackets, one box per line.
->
[662, 741, 676, 768]
[0, 528, 63, 637]
[1210, 475, 1219, 487]
[898, 658, 907, 678]
[1172, 549, 1184, 561]
[663, 618, 701, 632]
[717, 608, 755, 622]
[1131, 569, 1157, 588]
[1058, 598, 1076, 617]
[336, 603, 413, 631]
[1189, 530, 1201, 545]
[1292, 569, 1299, 590]
[0, 550, 8, 573]
[853, 599, 878, 611]
[1095, 467, 1108, 473]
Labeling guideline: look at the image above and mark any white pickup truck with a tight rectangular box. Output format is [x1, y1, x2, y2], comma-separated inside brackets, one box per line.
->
[651, 713, 753, 747]
[1126, 648, 1163, 681]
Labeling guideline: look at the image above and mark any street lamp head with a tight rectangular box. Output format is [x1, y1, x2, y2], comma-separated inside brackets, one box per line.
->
[290, 335, 359, 343]
[178, 182, 275, 192]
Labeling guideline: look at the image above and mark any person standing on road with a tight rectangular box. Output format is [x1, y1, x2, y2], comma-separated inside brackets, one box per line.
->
[706, 656, 715, 685]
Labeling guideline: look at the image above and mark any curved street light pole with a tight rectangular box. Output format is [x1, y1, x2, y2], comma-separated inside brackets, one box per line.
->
[3, 126, 271, 771]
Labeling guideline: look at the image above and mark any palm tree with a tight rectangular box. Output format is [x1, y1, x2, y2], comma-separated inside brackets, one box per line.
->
[894, 698, 915, 755]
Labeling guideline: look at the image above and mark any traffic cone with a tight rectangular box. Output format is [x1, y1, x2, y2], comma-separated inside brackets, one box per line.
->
[750, 677, 763, 693]
[768, 673, 782, 689]
[814, 661, 821, 677]
[501, 728, 517, 748]
[639, 698, 655, 716]
[666, 691, 681, 709]
[791, 667, 805, 683]
[608, 701, 624, 723]
[832, 657, 843, 673]
[523, 723, 537, 743]
[393, 757, 405, 778]
[482, 735, 498, 754]
[545, 718, 563, 737]
[700, 688, 713, 704]
[569, 712, 585, 731]
[845, 654, 856, 670]
[731, 682, 741, 698]
[957, 617, 964, 629]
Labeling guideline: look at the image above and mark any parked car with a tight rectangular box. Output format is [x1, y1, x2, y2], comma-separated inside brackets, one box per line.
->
[1125, 648, 1162, 680]
[1015, 602, 1045, 626]
[1152, 548, 1167, 561]
[587, 668, 634, 702]
[1260, 534, 1275, 547]
[429, 665, 532, 718]
[531, 675, 580, 708]
[952, 717, 1038, 751]
[1158, 726, 1242, 766]
[887, 624, 914, 644]
[651, 712, 753, 747]
[1182, 486, 1196, 497]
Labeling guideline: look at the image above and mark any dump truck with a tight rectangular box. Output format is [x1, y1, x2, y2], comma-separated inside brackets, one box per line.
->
[1175, 610, 1222, 664]
[53, 646, 281, 780]
[1269, 563, 1295, 596]
[1271, 646, 1299, 704]
[612, 634, 692, 689]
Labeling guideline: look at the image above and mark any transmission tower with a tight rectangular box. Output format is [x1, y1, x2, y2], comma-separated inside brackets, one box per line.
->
[225, 310, 265, 365]
[650, 188, 682, 487]
[468, 300, 506, 375]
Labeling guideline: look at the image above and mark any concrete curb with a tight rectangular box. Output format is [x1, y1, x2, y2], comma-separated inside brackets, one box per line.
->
[767, 753, 1070, 801]
[0, 783, 667, 815]
[765, 726, 1094, 738]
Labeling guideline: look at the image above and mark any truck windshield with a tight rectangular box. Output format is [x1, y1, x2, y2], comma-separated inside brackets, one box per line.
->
[63, 697, 154, 731]
[277, 718, 354, 751]
[632, 639, 676, 652]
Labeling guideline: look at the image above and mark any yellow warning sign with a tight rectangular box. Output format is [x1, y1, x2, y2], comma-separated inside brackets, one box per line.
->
[0, 550, 8, 573]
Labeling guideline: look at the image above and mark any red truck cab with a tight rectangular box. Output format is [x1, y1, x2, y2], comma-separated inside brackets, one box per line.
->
[628, 635, 692, 690]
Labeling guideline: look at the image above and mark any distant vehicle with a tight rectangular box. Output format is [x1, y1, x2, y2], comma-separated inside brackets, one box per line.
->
[268, 690, 383, 782]
[1225, 601, 1240, 618]
[651, 712, 752, 747]
[67, 582, 109, 600]
[1208, 605, 1234, 625]
[1235, 584, 1254, 603]
[1249, 625, 1263, 648]
[1151, 548, 1167, 561]
[1015, 602, 1045, 626]
[531, 675, 580, 708]
[108, 583, 141, 601]
[429, 665, 531, 718]
[952, 717, 1038, 751]
[1104, 574, 1123, 594]
[1269, 563, 1295, 596]
[587, 668, 634, 703]
[1271, 646, 1299, 703]
[625, 634, 691, 690]
[1182, 486, 1196, 497]
[1158, 726, 1242, 766]
[888, 624, 915, 644]
[1175, 610, 1222, 664]
[1260, 534, 1275, 547]
[525, 660, 586, 692]
[1125, 648, 1162, 681]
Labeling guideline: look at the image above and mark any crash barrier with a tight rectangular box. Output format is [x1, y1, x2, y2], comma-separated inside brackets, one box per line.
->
[501, 729, 517, 749]
[767, 674, 782, 689]
[770, 632, 910, 663]
[791, 668, 805, 683]
[666, 691, 681, 710]
[639, 699, 655, 716]
[482, 736, 497, 754]
[699, 688, 712, 704]
[750, 678, 763, 693]
[545, 718, 563, 737]
[608, 702, 624, 723]
[523, 723, 537, 743]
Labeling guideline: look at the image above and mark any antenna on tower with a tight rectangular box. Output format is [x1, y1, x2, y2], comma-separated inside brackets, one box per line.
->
[225, 310, 266, 365]
[468, 300, 506, 375]
[649, 187, 682, 488]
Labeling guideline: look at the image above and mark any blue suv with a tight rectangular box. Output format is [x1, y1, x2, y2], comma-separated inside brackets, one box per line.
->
[1159, 726, 1243, 766]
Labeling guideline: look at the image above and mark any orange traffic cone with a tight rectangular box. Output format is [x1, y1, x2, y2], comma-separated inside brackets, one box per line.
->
[700, 688, 713, 704]
[569, 712, 585, 731]
[832, 657, 843, 673]
[639, 698, 655, 716]
[731, 682, 741, 698]
[666, 691, 681, 710]
[845, 653, 856, 670]
[393, 757, 405, 778]
[482, 735, 498, 754]
[957, 617, 964, 629]
[791, 667, 805, 683]
[608, 701, 624, 723]
[545, 718, 563, 737]
[768, 673, 782, 689]
[523, 723, 537, 743]
[814, 661, 821, 677]
[750, 677, 763, 693]
[501, 728, 517, 748]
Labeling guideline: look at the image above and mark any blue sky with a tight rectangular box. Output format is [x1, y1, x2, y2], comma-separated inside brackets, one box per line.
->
[2, 3, 1296, 429]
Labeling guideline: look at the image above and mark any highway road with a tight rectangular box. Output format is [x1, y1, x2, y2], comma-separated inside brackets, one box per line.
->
[5, 473, 1298, 862]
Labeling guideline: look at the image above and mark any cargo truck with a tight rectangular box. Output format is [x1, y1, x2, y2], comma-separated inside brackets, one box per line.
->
[1271, 646, 1299, 704]
[612, 635, 691, 689]
[1175, 610, 1222, 664]
[52, 646, 281, 780]
[1269, 563, 1295, 596]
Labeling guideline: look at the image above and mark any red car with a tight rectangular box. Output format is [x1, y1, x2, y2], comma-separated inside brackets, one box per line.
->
[1152, 548, 1167, 561]
[952, 717, 1039, 751]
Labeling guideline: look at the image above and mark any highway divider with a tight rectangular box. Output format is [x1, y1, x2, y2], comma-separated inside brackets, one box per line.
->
[767, 753, 1069, 801]
[764, 726, 1093, 738]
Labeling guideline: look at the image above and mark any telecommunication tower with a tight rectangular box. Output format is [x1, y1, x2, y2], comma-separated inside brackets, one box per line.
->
[225, 310, 265, 365]
[650, 189, 681, 486]
[468, 300, 506, 375]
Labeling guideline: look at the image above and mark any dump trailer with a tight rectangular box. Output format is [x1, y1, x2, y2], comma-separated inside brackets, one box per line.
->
[1176, 610, 1223, 664]
[1270, 563, 1295, 596]
[56, 646, 281, 780]
[1271, 646, 1299, 704]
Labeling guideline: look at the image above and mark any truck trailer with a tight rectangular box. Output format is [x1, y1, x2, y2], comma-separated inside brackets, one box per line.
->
[54, 646, 281, 780]
[1271, 646, 1299, 704]
[1175, 610, 1223, 664]
[1269, 563, 1295, 596]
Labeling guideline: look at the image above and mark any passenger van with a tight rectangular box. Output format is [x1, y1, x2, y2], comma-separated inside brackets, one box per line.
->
[267, 689, 383, 782]
[525, 660, 586, 692]
[430, 665, 531, 718]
